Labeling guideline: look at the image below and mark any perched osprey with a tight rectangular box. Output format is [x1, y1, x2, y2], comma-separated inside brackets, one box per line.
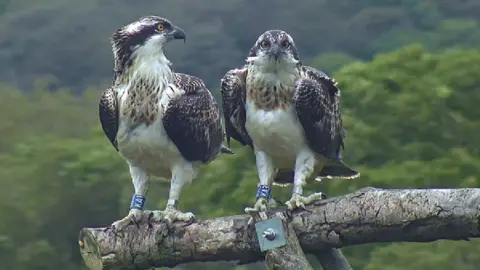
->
[220, 30, 360, 213]
[99, 16, 232, 231]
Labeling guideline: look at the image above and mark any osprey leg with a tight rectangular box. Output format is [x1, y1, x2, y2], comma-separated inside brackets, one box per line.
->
[245, 151, 275, 214]
[111, 164, 150, 231]
[151, 163, 195, 223]
[285, 149, 325, 210]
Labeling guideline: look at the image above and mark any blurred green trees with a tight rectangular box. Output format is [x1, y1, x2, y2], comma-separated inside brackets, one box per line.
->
[1, 0, 480, 269]
[1, 0, 480, 91]
[1, 45, 480, 269]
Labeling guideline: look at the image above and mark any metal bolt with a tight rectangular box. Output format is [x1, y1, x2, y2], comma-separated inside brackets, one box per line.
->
[262, 228, 276, 241]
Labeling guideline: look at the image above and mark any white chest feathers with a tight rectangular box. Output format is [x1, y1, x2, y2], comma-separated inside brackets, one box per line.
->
[245, 101, 308, 159]
[114, 56, 188, 177]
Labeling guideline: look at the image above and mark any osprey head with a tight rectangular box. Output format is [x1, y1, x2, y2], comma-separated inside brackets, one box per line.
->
[111, 16, 186, 73]
[247, 30, 300, 68]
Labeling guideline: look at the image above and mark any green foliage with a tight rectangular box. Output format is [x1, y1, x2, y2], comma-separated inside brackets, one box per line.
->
[310, 52, 359, 74]
[365, 240, 480, 270]
[184, 45, 480, 269]
[1, 0, 480, 90]
[1, 1, 480, 269]
[330, 46, 480, 269]
[3, 44, 478, 269]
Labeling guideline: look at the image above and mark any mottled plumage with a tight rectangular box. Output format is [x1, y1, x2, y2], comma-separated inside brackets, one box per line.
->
[221, 30, 359, 212]
[163, 73, 224, 163]
[99, 87, 118, 150]
[221, 65, 354, 184]
[98, 16, 231, 231]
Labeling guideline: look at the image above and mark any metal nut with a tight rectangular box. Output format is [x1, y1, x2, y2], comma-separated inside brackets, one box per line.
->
[262, 228, 276, 241]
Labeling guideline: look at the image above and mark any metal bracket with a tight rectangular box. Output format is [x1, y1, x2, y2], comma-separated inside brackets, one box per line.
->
[254, 216, 287, 251]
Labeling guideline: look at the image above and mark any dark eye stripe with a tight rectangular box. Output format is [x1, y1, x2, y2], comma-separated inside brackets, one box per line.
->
[112, 19, 168, 72]
[158, 22, 171, 30]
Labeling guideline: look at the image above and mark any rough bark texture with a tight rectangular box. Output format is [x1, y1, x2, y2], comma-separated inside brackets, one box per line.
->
[79, 187, 480, 269]
[251, 211, 313, 270]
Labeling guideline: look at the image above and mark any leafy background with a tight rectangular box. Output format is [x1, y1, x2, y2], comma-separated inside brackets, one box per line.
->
[0, 0, 480, 269]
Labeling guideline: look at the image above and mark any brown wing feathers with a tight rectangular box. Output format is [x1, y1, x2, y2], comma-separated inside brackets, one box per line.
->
[163, 73, 225, 163]
[99, 87, 119, 151]
[220, 68, 253, 148]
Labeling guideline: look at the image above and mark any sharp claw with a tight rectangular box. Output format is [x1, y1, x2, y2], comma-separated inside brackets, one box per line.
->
[110, 209, 144, 233]
[285, 192, 325, 211]
[150, 208, 195, 224]
[267, 197, 279, 209]
[131, 216, 140, 228]
[244, 198, 269, 215]
[182, 218, 195, 227]
[110, 226, 123, 238]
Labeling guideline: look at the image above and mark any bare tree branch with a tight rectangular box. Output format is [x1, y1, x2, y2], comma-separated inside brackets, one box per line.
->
[315, 248, 352, 270]
[251, 211, 313, 270]
[79, 187, 480, 269]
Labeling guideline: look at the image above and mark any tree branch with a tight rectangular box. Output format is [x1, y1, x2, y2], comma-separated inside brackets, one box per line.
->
[79, 187, 480, 269]
[251, 211, 313, 270]
[315, 248, 352, 270]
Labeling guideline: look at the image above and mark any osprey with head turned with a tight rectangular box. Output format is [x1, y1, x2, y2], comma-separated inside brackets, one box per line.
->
[220, 30, 360, 213]
[99, 16, 233, 231]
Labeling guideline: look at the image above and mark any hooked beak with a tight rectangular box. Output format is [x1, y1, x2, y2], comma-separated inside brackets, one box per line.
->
[167, 25, 186, 43]
[268, 44, 281, 60]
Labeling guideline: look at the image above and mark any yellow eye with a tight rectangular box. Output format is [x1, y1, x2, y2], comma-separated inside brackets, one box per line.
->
[157, 24, 165, 31]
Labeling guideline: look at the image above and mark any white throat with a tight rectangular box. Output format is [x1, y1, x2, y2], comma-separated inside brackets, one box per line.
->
[128, 49, 173, 87]
[247, 60, 298, 86]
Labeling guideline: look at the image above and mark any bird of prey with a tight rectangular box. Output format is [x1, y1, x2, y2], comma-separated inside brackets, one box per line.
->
[220, 30, 359, 213]
[99, 16, 233, 231]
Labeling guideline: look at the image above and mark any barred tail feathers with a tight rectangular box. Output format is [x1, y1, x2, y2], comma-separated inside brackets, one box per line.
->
[316, 159, 360, 181]
[272, 160, 359, 185]
[220, 144, 235, 155]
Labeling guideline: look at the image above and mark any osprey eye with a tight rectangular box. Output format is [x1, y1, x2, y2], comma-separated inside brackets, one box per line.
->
[281, 40, 290, 48]
[157, 24, 165, 31]
[260, 40, 269, 48]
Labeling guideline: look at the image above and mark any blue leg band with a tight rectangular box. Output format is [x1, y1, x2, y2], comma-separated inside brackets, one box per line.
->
[130, 194, 146, 210]
[256, 185, 272, 201]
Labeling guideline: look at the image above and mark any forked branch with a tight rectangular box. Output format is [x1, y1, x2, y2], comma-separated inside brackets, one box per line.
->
[79, 187, 480, 269]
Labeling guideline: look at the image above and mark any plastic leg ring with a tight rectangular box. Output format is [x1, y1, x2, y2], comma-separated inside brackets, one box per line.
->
[130, 194, 146, 210]
[256, 185, 272, 201]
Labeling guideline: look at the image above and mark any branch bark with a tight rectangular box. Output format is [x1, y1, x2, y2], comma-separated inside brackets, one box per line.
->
[315, 248, 352, 270]
[79, 187, 480, 269]
[251, 211, 313, 270]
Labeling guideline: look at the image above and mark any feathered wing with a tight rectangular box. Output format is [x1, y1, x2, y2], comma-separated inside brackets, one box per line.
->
[99, 87, 119, 151]
[162, 73, 225, 163]
[294, 66, 359, 179]
[295, 66, 343, 159]
[220, 67, 253, 148]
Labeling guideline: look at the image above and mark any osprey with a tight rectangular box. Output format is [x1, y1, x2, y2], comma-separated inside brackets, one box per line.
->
[220, 30, 360, 213]
[99, 16, 232, 231]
